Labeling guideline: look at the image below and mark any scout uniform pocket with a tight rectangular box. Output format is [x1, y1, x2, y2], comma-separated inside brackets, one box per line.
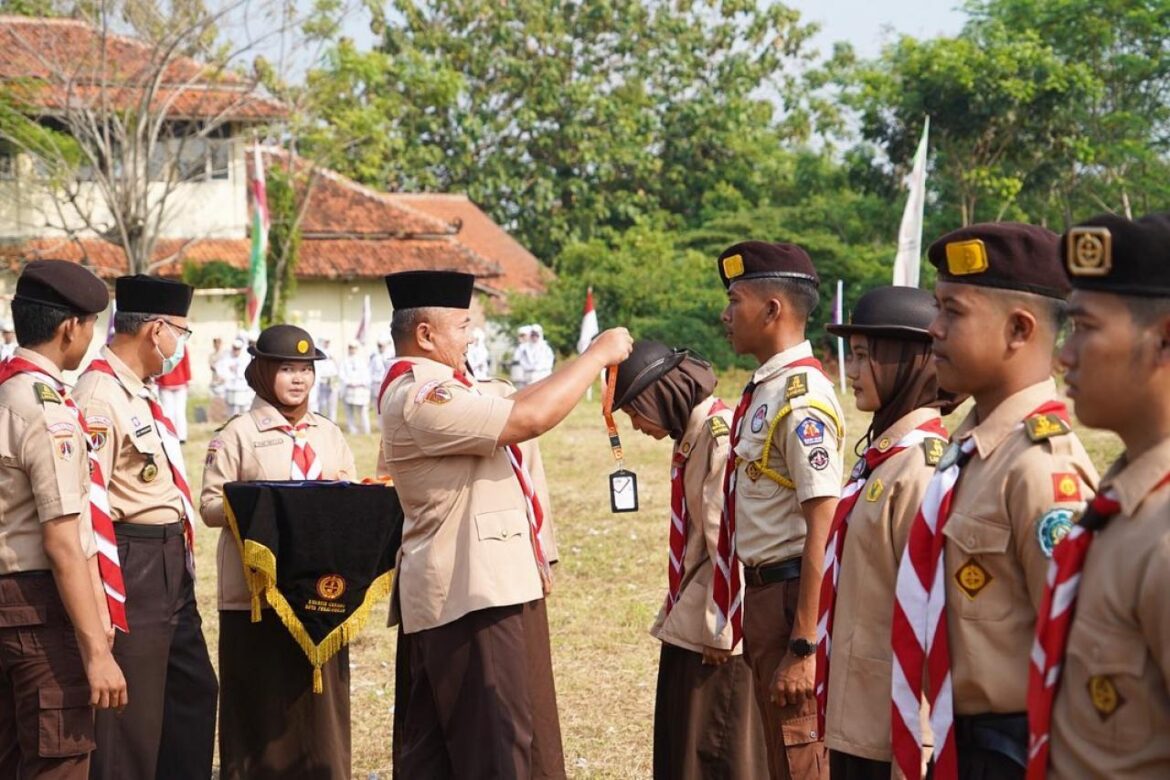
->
[37, 686, 96, 758]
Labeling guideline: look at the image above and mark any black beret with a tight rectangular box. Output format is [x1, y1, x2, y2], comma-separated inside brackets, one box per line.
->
[826, 286, 935, 341]
[717, 241, 820, 289]
[927, 222, 1068, 299]
[248, 324, 326, 361]
[1061, 212, 1170, 297]
[384, 271, 475, 310]
[609, 340, 689, 409]
[115, 275, 193, 316]
[14, 259, 109, 314]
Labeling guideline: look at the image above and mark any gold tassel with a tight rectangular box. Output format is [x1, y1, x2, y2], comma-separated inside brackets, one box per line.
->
[313, 666, 323, 694]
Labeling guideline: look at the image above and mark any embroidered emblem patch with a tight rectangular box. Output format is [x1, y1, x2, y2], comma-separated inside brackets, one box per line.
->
[955, 558, 992, 600]
[785, 373, 808, 399]
[140, 460, 159, 483]
[1036, 508, 1075, 558]
[923, 438, 945, 467]
[708, 417, 730, 439]
[1067, 227, 1112, 277]
[47, 422, 75, 436]
[414, 380, 441, 405]
[316, 574, 347, 601]
[750, 405, 768, 434]
[87, 414, 112, 429]
[745, 461, 762, 481]
[796, 417, 825, 446]
[1052, 472, 1082, 502]
[850, 459, 867, 480]
[866, 479, 884, 503]
[808, 447, 830, 471]
[1088, 675, 1123, 720]
[88, 428, 108, 451]
[33, 382, 60, 405]
[426, 386, 453, 405]
[1026, 414, 1070, 442]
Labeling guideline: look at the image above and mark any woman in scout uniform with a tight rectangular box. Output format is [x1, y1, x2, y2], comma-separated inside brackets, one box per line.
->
[613, 340, 767, 780]
[815, 286, 954, 780]
[200, 324, 356, 780]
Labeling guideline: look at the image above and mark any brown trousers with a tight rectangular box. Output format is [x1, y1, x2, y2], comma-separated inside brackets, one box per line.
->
[0, 572, 95, 780]
[743, 580, 828, 780]
[218, 610, 351, 780]
[652, 642, 768, 780]
[829, 750, 893, 780]
[90, 524, 218, 780]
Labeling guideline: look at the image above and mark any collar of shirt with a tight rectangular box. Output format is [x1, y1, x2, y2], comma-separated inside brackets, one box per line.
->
[398, 356, 456, 382]
[870, 406, 943, 452]
[99, 344, 149, 398]
[675, 395, 720, 463]
[247, 399, 320, 432]
[954, 377, 1059, 460]
[752, 340, 814, 385]
[13, 347, 68, 385]
[1099, 436, 1170, 517]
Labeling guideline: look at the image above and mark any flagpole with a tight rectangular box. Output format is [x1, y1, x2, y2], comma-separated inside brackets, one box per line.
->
[836, 279, 846, 394]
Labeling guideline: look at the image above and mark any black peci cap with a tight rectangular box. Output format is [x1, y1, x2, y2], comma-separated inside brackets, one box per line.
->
[927, 223, 1069, 299]
[826, 286, 936, 342]
[609, 340, 689, 409]
[14, 259, 109, 314]
[717, 241, 820, 289]
[115, 275, 193, 316]
[248, 324, 326, 361]
[1061, 212, 1170, 297]
[384, 271, 475, 310]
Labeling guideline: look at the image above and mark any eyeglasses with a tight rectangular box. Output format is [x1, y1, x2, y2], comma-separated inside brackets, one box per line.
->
[155, 319, 193, 341]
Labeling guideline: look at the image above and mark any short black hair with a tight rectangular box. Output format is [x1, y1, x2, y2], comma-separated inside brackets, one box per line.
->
[113, 311, 154, 335]
[1125, 295, 1170, 327]
[11, 298, 74, 347]
[390, 307, 441, 346]
[995, 288, 1068, 335]
[741, 277, 821, 320]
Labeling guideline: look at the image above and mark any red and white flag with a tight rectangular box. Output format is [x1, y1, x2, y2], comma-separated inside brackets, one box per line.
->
[577, 286, 599, 353]
[355, 294, 372, 345]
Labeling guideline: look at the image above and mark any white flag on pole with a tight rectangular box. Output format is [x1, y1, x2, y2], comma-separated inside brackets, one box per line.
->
[355, 294, 371, 345]
[577, 286, 599, 353]
[892, 116, 930, 288]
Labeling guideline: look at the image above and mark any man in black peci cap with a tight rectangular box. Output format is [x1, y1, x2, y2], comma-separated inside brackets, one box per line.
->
[1029, 212, 1170, 779]
[888, 224, 1097, 780]
[0, 260, 127, 779]
[379, 270, 632, 779]
[714, 240, 843, 780]
[75, 275, 218, 780]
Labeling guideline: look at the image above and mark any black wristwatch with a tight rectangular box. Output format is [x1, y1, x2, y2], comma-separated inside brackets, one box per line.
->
[789, 637, 817, 658]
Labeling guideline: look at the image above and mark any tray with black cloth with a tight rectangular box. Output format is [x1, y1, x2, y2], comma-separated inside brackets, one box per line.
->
[222, 480, 403, 692]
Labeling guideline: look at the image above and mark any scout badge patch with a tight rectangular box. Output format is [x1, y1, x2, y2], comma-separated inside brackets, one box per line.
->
[603, 368, 638, 513]
[222, 481, 403, 693]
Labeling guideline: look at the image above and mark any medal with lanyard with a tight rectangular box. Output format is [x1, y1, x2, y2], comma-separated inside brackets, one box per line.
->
[602, 368, 639, 513]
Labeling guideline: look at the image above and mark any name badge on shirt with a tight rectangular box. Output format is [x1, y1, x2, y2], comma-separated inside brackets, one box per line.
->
[609, 469, 639, 513]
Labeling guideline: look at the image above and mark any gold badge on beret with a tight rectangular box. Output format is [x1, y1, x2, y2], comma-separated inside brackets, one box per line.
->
[296, 339, 310, 354]
[722, 253, 745, 280]
[1067, 227, 1112, 277]
[955, 558, 992, 599]
[945, 239, 990, 276]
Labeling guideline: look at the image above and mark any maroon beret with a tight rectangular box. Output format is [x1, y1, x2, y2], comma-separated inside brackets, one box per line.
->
[927, 223, 1068, 299]
[15, 259, 109, 314]
[717, 241, 819, 289]
[1061, 211, 1170, 297]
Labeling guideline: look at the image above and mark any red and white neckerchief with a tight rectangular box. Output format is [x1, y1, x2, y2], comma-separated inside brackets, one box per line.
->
[891, 400, 1071, 780]
[85, 360, 197, 576]
[815, 417, 948, 736]
[713, 355, 827, 645]
[279, 422, 321, 480]
[664, 399, 729, 615]
[382, 360, 552, 590]
[0, 357, 128, 632]
[1025, 472, 1170, 779]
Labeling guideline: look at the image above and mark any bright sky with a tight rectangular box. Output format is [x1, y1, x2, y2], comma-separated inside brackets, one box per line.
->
[787, 0, 967, 58]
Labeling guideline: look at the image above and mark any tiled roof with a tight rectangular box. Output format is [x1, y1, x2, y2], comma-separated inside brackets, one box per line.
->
[0, 16, 285, 120]
[395, 193, 549, 293]
[0, 237, 249, 278]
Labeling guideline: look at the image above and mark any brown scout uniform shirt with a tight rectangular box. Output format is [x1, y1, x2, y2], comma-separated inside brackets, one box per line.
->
[72, 346, 184, 526]
[943, 379, 1098, 715]
[378, 357, 542, 634]
[826, 407, 941, 763]
[0, 348, 97, 571]
[1050, 437, 1170, 779]
[734, 341, 845, 566]
[650, 396, 741, 654]
[199, 400, 356, 611]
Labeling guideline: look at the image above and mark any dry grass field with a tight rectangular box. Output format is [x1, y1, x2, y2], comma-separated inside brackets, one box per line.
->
[182, 377, 1124, 778]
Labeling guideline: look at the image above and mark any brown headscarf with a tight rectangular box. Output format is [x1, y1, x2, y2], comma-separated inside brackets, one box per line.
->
[858, 336, 962, 455]
[624, 356, 718, 441]
[245, 357, 314, 423]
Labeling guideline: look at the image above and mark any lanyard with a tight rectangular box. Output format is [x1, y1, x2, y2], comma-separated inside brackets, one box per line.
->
[602, 367, 637, 512]
[602, 367, 626, 468]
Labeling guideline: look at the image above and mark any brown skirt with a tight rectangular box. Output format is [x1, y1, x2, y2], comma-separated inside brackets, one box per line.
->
[653, 642, 768, 780]
[218, 610, 351, 780]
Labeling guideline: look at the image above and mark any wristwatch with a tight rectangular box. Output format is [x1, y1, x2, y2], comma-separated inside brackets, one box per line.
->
[789, 637, 817, 658]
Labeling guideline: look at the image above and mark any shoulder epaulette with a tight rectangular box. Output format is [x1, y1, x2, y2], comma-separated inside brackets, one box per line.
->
[33, 382, 61, 406]
[707, 416, 730, 439]
[784, 372, 808, 399]
[1025, 413, 1071, 443]
[923, 437, 945, 466]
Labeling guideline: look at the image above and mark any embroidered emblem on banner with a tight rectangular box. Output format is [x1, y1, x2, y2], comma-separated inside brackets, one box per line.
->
[316, 574, 347, 601]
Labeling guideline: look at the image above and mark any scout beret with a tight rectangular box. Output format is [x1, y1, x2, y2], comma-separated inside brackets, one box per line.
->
[927, 222, 1068, 299]
[610, 340, 689, 409]
[115, 275, 194, 316]
[248, 324, 326, 361]
[1060, 211, 1170, 297]
[826, 286, 935, 342]
[717, 241, 820, 289]
[384, 270, 475, 310]
[14, 259, 109, 314]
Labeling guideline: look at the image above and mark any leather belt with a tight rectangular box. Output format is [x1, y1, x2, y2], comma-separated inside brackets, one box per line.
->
[954, 712, 1027, 769]
[742, 557, 802, 587]
[114, 521, 185, 540]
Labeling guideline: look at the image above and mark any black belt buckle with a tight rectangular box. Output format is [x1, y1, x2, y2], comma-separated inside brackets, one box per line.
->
[743, 557, 802, 587]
